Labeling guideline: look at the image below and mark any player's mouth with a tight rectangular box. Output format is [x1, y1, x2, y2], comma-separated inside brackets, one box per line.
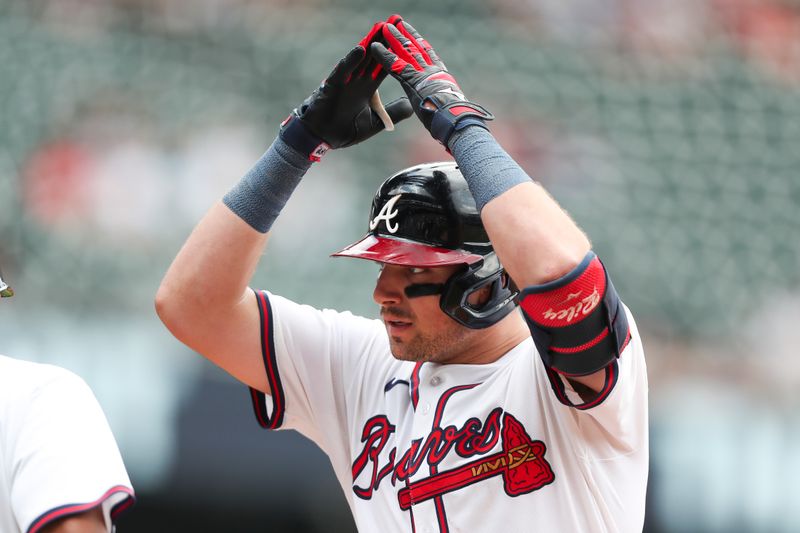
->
[381, 309, 413, 336]
[385, 319, 412, 335]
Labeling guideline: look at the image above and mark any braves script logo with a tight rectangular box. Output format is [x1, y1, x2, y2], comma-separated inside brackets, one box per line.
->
[351, 408, 554, 507]
[369, 194, 402, 233]
[543, 287, 601, 323]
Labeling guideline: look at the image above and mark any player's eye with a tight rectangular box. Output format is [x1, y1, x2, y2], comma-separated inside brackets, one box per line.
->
[376, 264, 427, 276]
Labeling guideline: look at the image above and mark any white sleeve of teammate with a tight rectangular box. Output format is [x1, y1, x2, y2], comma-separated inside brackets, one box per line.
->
[7, 364, 134, 533]
[249, 292, 390, 450]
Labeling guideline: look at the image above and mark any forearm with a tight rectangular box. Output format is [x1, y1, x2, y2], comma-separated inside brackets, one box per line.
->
[161, 136, 309, 299]
[157, 137, 309, 328]
[156, 137, 311, 390]
[448, 126, 590, 287]
[223, 136, 312, 233]
[450, 127, 607, 392]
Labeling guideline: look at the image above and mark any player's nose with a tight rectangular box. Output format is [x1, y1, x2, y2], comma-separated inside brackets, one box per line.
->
[373, 264, 405, 306]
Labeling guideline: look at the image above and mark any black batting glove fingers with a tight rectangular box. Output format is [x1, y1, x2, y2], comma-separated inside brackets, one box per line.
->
[279, 45, 364, 162]
[280, 23, 413, 162]
[371, 20, 493, 146]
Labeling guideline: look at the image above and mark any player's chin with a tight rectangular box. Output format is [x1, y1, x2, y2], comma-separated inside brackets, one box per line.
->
[389, 341, 436, 363]
[388, 338, 421, 362]
[388, 338, 409, 360]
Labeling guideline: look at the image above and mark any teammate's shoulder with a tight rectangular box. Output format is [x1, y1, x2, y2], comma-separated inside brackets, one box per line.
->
[0, 354, 91, 399]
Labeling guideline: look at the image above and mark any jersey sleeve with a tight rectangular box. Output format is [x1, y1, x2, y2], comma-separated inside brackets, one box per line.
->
[8, 366, 134, 533]
[539, 305, 648, 457]
[248, 291, 390, 452]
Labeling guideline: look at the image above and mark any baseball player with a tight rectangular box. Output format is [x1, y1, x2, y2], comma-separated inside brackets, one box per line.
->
[0, 269, 135, 533]
[157, 15, 648, 532]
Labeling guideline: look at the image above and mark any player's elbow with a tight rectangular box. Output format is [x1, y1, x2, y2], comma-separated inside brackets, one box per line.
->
[154, 284, 203, 353]
[155, 277, 237, 352]
[154, 279, 188, 336]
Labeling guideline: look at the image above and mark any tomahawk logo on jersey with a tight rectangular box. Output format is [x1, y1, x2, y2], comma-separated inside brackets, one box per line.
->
[352, 406, 555, 507]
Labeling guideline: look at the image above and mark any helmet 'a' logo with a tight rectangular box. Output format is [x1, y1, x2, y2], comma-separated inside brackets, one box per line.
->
[369, 194, 402, 234]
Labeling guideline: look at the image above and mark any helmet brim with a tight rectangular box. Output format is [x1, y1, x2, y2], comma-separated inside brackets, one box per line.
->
[332, 235, 483, 267]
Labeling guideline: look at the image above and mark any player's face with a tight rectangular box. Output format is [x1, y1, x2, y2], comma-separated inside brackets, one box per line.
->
[373, 263, 479, 363]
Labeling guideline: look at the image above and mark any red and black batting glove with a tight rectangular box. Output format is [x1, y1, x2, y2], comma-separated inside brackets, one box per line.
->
[279, 21, 413, 161]
[370, 17, 494, 147]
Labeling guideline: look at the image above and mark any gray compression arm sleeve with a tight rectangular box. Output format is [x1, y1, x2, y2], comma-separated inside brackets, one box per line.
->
[223, 136, 313, 233]
[447, 125, 532, 212]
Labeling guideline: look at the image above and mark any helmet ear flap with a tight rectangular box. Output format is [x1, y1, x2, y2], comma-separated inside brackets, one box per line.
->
[439, 253, 519, 329]
[477, 271, 517, 309]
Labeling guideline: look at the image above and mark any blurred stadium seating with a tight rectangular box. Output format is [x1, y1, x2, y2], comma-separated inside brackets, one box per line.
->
[1, 0, 799, 531]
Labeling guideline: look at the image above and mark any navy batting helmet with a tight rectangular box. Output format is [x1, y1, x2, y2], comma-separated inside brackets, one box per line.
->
[333, 162, 518, 329]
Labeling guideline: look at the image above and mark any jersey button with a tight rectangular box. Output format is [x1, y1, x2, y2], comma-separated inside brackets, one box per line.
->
[422, 402, 431, 414]
[429, 376, 441, 386]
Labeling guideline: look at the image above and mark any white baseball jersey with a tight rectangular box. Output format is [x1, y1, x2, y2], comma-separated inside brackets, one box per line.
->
[249, 292, 648, 533]
[0, 355, 134, 533]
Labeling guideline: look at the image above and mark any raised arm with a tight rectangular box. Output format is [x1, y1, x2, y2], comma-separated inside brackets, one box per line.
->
[372, 19, 629, 393]
[155, 24, 412, 393]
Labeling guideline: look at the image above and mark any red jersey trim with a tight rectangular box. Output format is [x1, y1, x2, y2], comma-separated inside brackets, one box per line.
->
[27, 485, 135, 533]
[249, 290, 286, 429]
[545, 359, 620, 411]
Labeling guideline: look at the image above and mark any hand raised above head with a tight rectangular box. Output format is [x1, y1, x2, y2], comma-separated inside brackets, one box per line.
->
[370, 17, 494, 147]
[279, 21, 413, 162]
